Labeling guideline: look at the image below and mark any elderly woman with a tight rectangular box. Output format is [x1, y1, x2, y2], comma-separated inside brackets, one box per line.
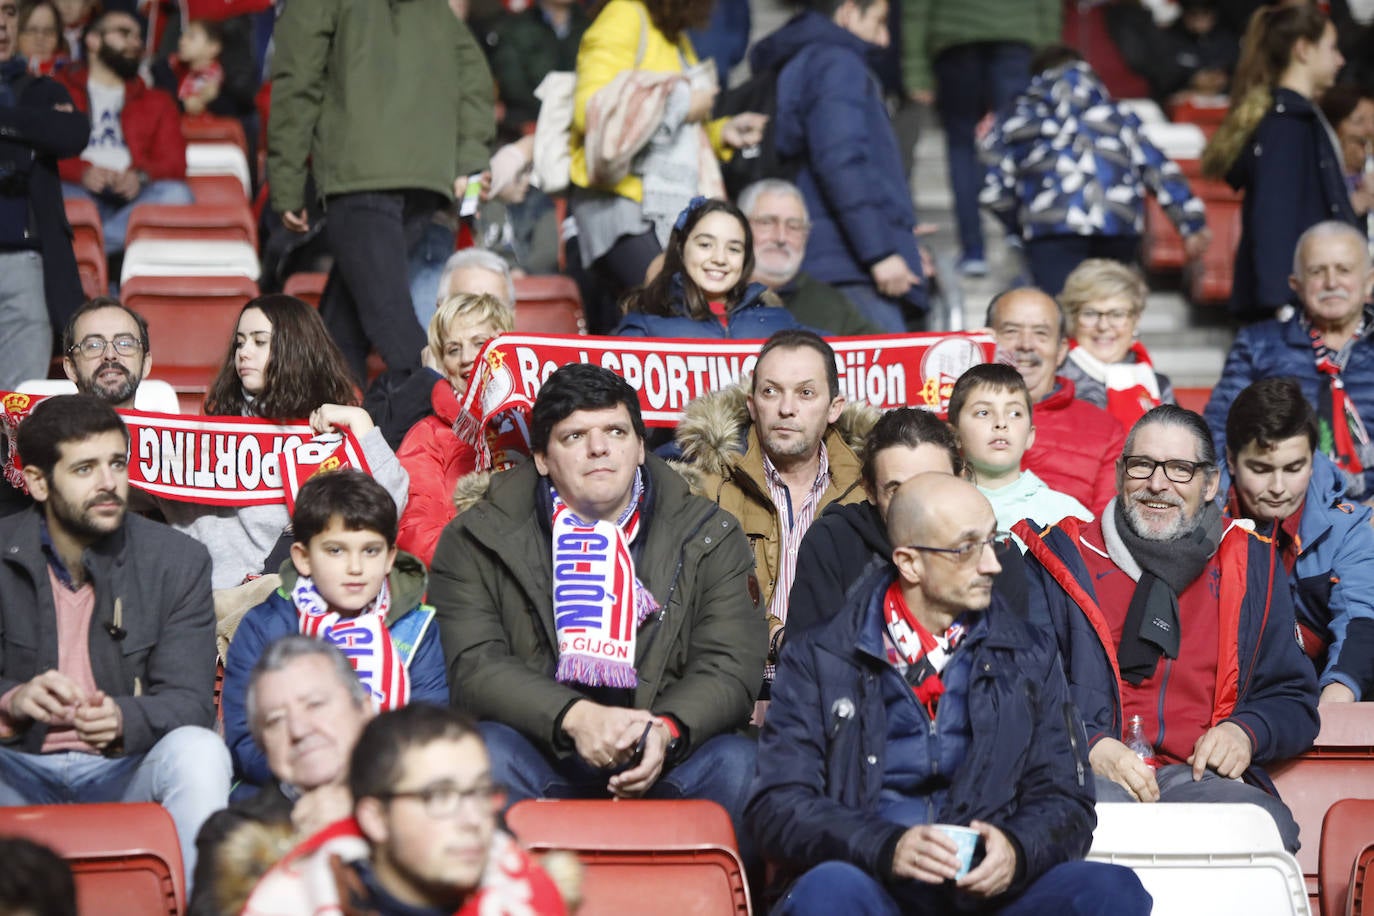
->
[1059, 258, 1175, 428]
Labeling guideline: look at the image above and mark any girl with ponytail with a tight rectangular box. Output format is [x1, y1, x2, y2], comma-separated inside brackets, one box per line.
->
[1201, 5, 1357, 321]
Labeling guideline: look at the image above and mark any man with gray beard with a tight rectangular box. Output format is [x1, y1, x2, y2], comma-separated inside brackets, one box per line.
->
[1020, 405, 1319, 853]
[60, 297, 150, 408]
[986, 288, 1124, 513]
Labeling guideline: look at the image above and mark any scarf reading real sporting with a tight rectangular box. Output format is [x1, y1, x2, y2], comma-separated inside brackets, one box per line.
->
[294, 576, 411, 710]
[882, 580, 967, 718]
[550, 469, 658, 688]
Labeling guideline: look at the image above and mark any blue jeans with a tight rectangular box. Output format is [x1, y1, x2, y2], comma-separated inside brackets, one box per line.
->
[1094, 764, 1302, 853]
[834, 282, 928, 335]
[1023, 234, 1141, 297]
[932, 41, 1033, 262]
[0, 250, 50, 389]
[776, 859, 1151, 916]
[480, 721, 758, 867]
[408, 219, 455, 331]
[61, 180, 195, 254]
[0, 725, 232, 891]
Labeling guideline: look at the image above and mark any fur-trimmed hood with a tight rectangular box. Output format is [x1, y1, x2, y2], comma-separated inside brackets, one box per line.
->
[672, 380, 880, 485]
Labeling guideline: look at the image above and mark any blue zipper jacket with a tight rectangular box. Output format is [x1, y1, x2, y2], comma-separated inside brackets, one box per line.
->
[750, 12, 926, 307]
[746, 562, 1095, 902]
[222, 552, 449, 787]
[615, 279, 806, 338]
[980, 62, 1206, 242]
[1018, 514, 1319, 792]
[1234, 453, 1374, 699]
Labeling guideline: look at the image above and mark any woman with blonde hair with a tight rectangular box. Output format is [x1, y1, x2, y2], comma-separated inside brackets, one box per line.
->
[396, 293, 520, 564]
[1202, 4, 1357, 321]
[1059, 259, 1175, 428]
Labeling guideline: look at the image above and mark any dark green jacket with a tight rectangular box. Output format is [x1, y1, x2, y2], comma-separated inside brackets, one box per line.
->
[780, 272, 879, 336]
[268, 0, 496, 214]
[901, 0, 1061, 93]
[489, 4, 589, 138]
[430, 455, 766, 762]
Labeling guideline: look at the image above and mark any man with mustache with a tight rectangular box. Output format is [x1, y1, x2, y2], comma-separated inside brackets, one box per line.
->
[739, 179, 877, 336]
[0, 394, 229, 887]
[60, 296, 149, 408]
[1205, 221, 1374, 500]
[987, 287, 1125, 513]
[1021, 405, 1319, 852]
[56, 9, 191, 257]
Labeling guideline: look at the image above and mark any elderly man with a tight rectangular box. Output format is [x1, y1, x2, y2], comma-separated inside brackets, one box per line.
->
[1223, 378, 1374, 705]
[1205, 221, 1374, 499]
[748, 473, 1150, 915]
[678, 328, 869, 660]
[1021, 406, 1319, 852]
[430, 363, 765, 848]
[739, 179, 877, 336]
[0, 395, 228, 882]
[988, 287, 1125, 512]
[189, 636, 374, 916]
[240, 705, 565, 915]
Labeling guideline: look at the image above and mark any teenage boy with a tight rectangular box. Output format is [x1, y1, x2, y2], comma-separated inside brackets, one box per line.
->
[221, 469, 448, 791]
[1224, 378, 1374, 704]
[948, 363, 1092, 546]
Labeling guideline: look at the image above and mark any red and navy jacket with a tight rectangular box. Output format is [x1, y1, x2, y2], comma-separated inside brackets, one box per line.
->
[1016, 512, 1318, 790]
[54, 66, 187, 183]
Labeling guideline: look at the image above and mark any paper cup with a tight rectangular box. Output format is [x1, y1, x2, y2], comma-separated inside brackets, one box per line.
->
[934, 824, 980, 878]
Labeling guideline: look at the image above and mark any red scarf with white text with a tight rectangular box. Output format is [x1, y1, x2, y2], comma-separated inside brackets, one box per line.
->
[882, 580, 966, 718]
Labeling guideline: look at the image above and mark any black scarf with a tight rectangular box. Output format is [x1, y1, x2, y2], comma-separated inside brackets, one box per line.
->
[1112, 499, 1224, 685]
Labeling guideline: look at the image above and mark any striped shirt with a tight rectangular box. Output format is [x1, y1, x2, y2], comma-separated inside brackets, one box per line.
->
[763, 443, 831, 628]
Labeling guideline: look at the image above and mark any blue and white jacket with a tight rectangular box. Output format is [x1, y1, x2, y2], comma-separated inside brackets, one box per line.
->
[980, 62, 1206, 242]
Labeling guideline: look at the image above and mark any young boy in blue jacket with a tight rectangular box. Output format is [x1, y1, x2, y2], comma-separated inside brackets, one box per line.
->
[221, 469, 448, 791]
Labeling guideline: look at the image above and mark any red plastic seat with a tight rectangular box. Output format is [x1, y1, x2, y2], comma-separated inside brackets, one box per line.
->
[1270, 703, 1374, 913]
[283, 271, 328, 309]
[1353, 846, 1374, 916]
[188, 174, 249, 206]
[513, 275, 586, 335]
[65, 196, 105, 258]
[180, 114, 248, 158]
[1168, 97, 1229, 138]
[1321, 799, 1374, 916]
[72, 231, 108, 299]
[1172, 387, 1213, 415]
[1186, 178, 1244, 307]
[126, 203, 258, 250]
[0, 803, 185, 916]
[120, 275, 258, 394]
[506, 799, 751, 915]
[1143, 197, 1187, 272]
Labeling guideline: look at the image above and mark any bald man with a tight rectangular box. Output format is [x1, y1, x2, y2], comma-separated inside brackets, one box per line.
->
[747, 474, 1149, 915]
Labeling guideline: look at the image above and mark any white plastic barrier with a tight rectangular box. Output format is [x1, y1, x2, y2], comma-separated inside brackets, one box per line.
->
[120, 240, 261, 284]
[186, 143, 252, 197]
[1089, 803, 1310, 916]
[1141, 121, 1209, 162]
[17, 378, 182, 413]
[1120, 98, 1168, 125]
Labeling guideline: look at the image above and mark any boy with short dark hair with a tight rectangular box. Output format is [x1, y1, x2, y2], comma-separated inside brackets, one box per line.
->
[221, 469, 448, 791]
[949, 363, 1092, 546]
[169, 19, 223, 116]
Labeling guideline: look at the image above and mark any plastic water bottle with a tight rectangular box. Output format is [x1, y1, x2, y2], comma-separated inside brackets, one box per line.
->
[1124, 714, 1160, 770]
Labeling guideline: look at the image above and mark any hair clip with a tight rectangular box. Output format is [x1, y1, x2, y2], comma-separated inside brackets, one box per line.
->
[674, 196, 709, 232]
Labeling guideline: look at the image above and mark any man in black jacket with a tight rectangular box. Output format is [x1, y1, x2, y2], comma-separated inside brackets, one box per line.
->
[747, 473, 1149, 914]
[0, 0, 87, 388]
[0, 395, 228, 887]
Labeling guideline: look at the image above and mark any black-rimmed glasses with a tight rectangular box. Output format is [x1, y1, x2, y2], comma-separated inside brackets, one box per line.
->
[1121, 455, 1211, 484]
[377, 781, 504, 818]
[904, 532, 1012, 564]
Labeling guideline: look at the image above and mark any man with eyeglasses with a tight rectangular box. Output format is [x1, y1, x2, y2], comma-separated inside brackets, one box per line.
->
[240, 703, 567, 915]
[1020, 405, 1319, 853]
[749, 472, 1151, 915]
[739, 179, 877, 336]
[60, 296, 150, 408]
[0, 0, 87, 389]
[56, 9, 191, 258]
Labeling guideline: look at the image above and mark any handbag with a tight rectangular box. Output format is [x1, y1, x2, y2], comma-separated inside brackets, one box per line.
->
[530, 3, 649, 194]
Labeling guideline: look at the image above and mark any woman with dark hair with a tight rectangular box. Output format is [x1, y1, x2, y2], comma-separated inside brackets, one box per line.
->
[164, 295, 408, 590]
[614, 197, 805, 338]
[17, 1, 68, 75]
[1202, 4, 1357, 320]
[569, 0, 766, 329]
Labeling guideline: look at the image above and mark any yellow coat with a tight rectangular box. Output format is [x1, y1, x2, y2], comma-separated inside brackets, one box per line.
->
[570, 0, 729, 201]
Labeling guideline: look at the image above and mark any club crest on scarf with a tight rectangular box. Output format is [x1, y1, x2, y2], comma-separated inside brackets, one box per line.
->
[294, 577, 411, 710]
[550, 469, 658, 688]
[882, 580, 965, 717]
[455, 342, 534, 474]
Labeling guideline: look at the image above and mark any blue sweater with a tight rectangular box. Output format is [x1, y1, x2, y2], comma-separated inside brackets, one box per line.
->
[222, 553, 449, 787]
[615, 280, 806, 338]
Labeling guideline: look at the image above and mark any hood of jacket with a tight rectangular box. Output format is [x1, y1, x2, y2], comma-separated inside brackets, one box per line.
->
[816, 498, 889, 556]
[749, 9, 881, 74]
[671, 379, 880, 484]
[274, 549, 430, 622]
[1025, 61, 1112, 117]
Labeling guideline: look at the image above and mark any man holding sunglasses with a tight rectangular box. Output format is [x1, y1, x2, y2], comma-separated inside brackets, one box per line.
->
[1021, 405, 1319, 853]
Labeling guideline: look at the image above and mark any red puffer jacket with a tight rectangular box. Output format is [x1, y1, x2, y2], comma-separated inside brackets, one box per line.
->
[1022, 376, 1125, 515]
[56, 66, 187, 182]
[396, 379, 477, 566]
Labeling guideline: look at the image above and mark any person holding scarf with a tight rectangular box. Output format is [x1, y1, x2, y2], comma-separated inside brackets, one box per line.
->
[1058, 259, 1175, 430]
[1020, 405, 1318, 853]
[221, 470, 448, 794]
[1205, 221, 1374, 501]
[429, 362, 765, 863]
